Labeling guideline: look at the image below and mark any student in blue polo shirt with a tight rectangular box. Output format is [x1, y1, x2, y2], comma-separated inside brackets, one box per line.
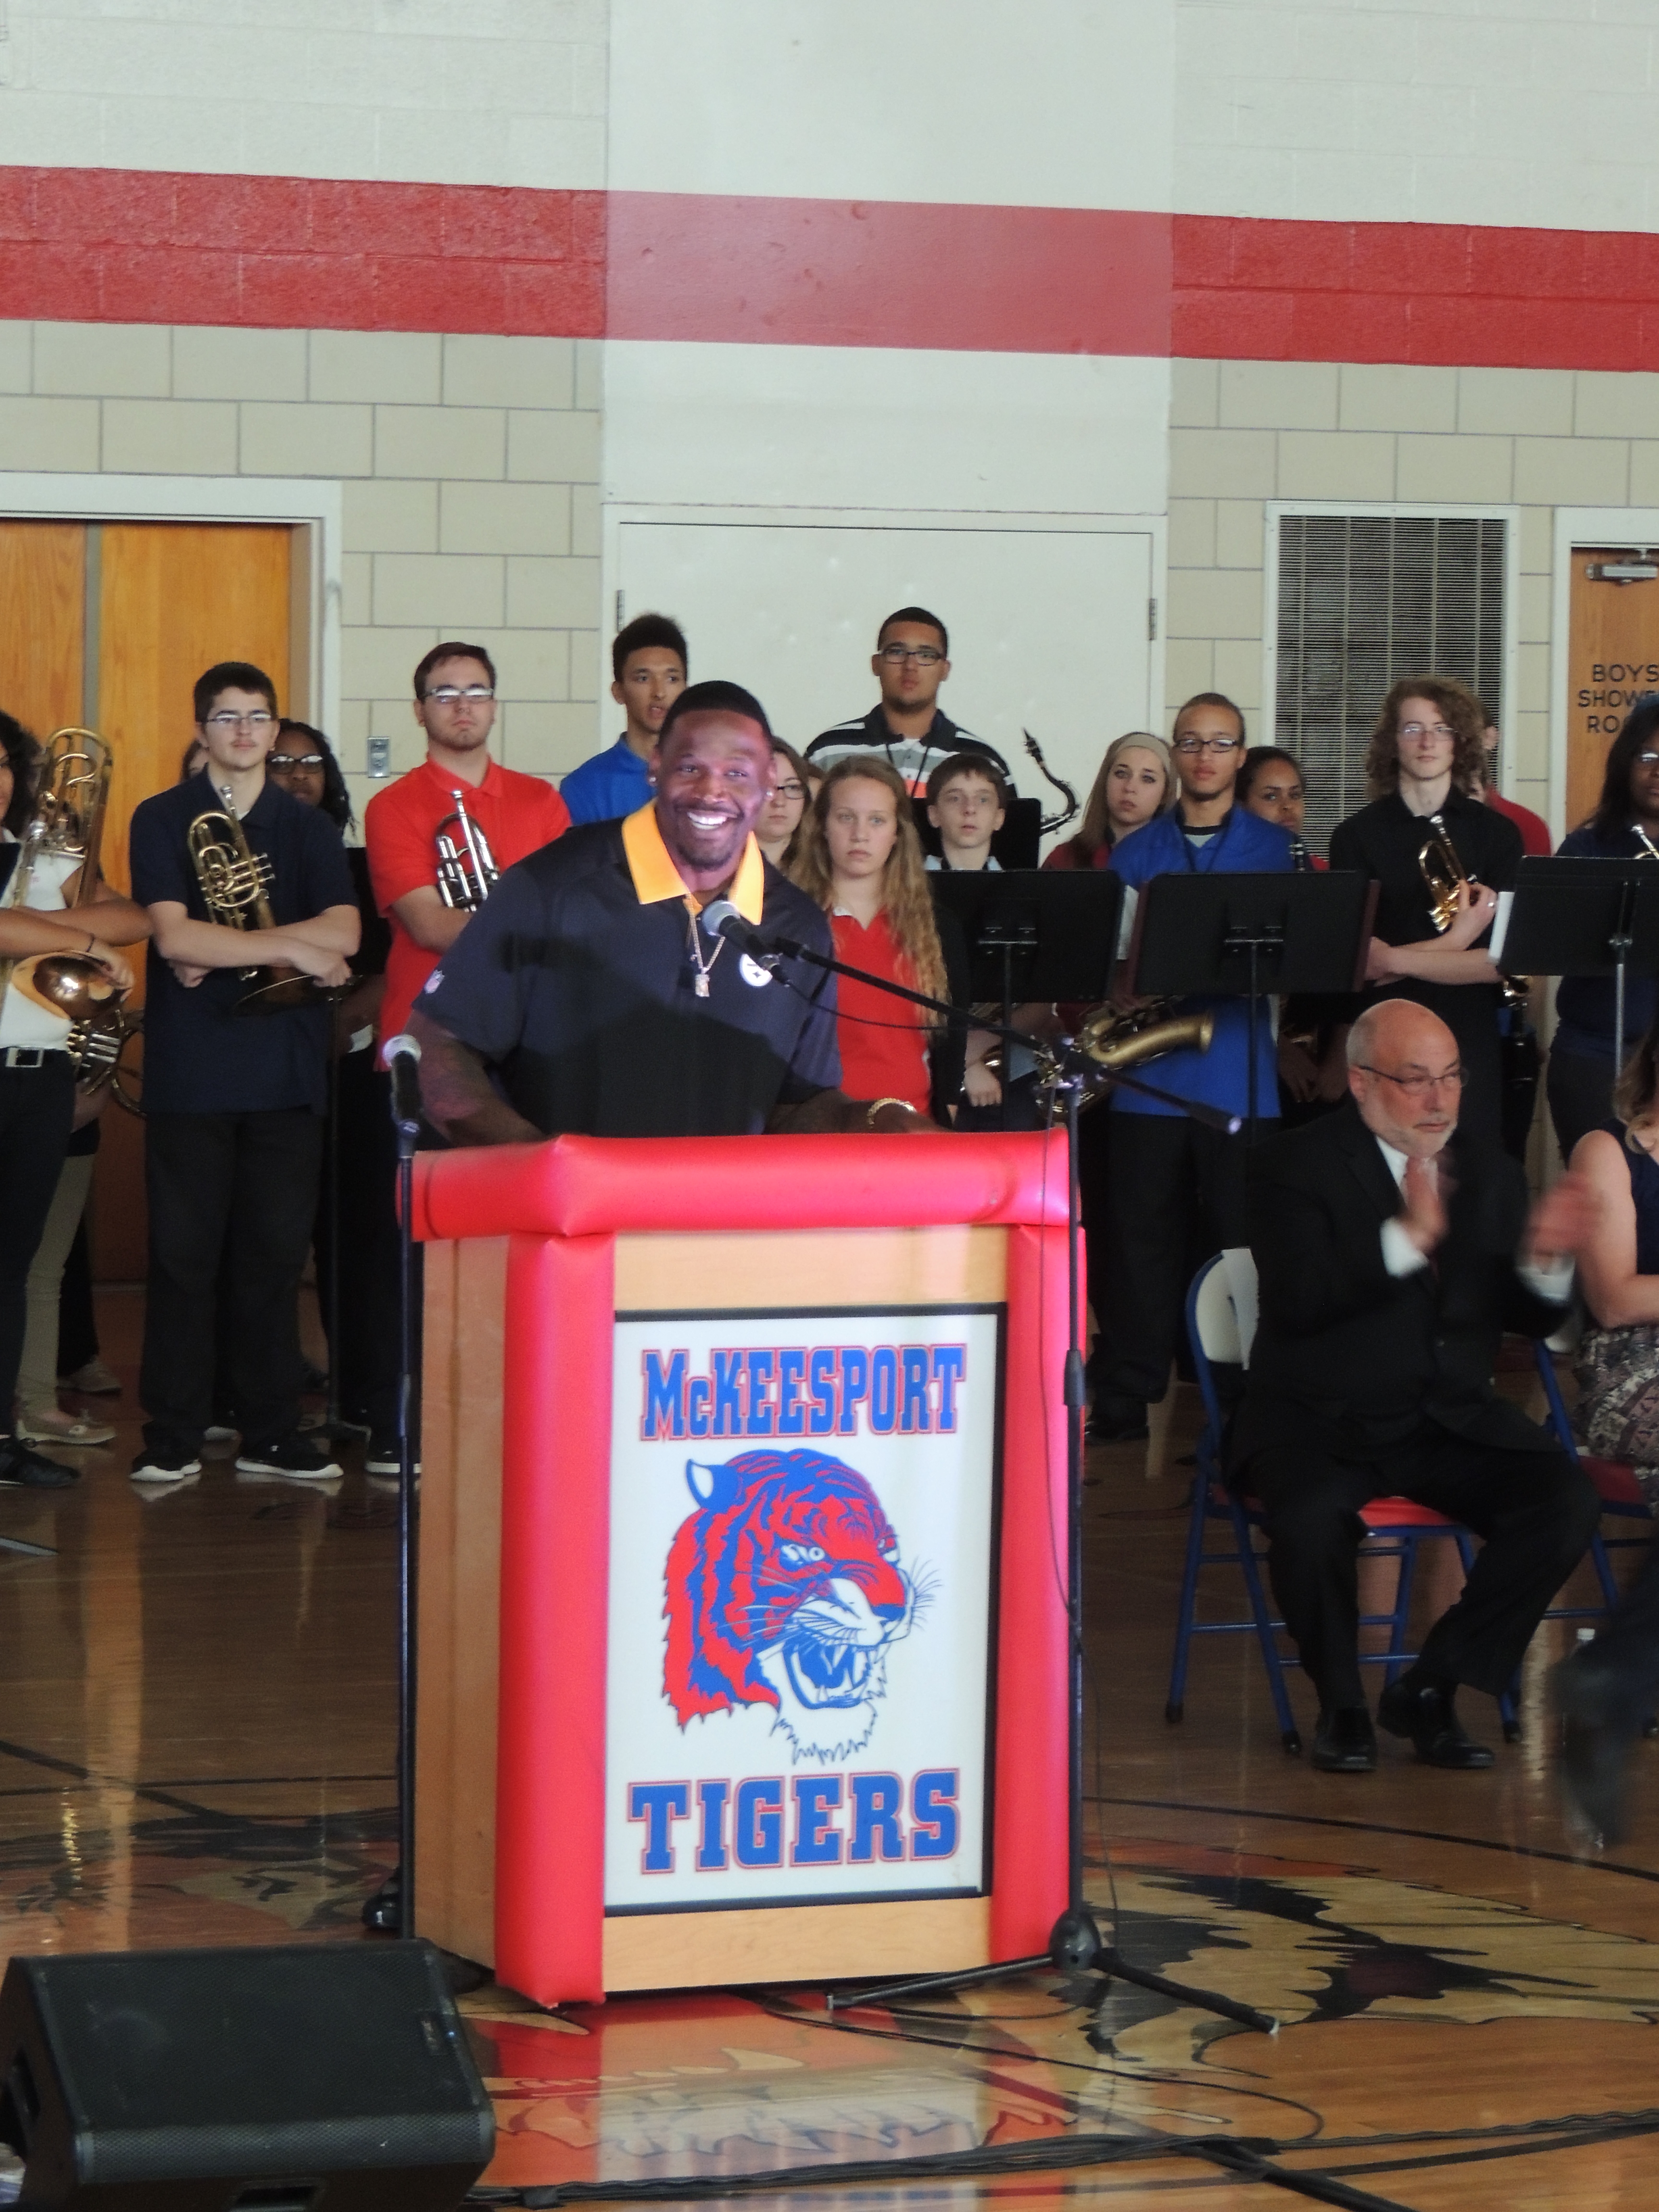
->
[559, 613, 687, 826]
[1091, 691, 1293, 1442]
[127, 661, 359, 1485]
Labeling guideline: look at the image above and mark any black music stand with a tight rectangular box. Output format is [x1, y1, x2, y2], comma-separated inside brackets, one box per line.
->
[1127, 870, 1378, 1144]
[929, 870, 1121, 1129]
[1502, 857, 1659, 1060]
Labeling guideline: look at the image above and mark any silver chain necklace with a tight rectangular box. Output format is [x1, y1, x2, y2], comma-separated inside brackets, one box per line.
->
[685, 903, 727, 998]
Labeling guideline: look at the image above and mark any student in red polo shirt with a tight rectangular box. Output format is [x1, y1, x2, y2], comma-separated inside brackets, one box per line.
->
[790, 753, 961, 1119]
[366, 640, 570, 1055]
[356, 641, 569, 1473]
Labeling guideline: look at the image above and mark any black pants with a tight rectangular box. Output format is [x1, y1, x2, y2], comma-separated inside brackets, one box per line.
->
[313, 1055, 406, 1434]
[0, 1058, 75, 1426]
[1547, 1045, 1615, 1166]
[1251, 1429, 1600, 1712]
[1098, 1111, 1264, 1405]
[141, 1108, 325, 1454]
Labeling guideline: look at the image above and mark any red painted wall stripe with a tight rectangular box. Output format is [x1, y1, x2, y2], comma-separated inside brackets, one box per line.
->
[1, 164, 1658, 372]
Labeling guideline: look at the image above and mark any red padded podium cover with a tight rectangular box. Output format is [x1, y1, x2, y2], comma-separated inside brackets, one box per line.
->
[415, 1133, 1071, 2006]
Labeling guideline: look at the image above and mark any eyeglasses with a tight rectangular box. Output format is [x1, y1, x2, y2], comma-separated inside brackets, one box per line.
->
[1399, 721, 1456, 741]
[268, 752, 325, 771]
[1173, 735, 1241, 755]
[422, 685, 495, 705]
[878, 645, 943, 666]
[1355, 1063, 1466, 1098]
[204, 710, 274, 732]
[769, 780, 805, 800]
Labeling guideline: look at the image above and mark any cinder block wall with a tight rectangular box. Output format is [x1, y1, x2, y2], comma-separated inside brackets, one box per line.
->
[1164, 357, 1659, 828]
[0, 319, 603, 817]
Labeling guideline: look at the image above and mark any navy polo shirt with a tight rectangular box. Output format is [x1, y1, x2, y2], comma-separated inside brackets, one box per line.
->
[129, 771, 355, 1117]
[419, 817, 842, 1137]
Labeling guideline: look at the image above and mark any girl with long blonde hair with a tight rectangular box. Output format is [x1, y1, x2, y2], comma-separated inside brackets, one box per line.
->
[791, 754, 957, 1117]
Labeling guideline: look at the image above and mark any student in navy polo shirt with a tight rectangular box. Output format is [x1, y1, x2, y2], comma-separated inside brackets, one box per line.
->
[1091, 691, 1293, 1442]
[559, 613, 687, 826]
[127, 661, 359, 1485]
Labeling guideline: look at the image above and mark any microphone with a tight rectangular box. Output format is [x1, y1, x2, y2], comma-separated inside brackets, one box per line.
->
[699, 900, 781, 965]
[384, 1031, 423, 1132]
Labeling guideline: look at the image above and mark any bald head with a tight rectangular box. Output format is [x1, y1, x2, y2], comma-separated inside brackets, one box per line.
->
[1346, 999, 1463, 1157]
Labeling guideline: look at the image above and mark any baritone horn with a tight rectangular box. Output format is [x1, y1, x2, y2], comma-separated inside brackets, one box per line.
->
[0, 728, 132, 1084]
[187, 790, 337, 1014]
[434, 788, 499, 911]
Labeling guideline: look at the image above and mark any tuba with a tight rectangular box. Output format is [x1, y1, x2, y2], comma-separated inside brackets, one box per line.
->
[434, 788, 499, 911]
[0, 728, 130, 1085]
[188, 789, 337, 1014]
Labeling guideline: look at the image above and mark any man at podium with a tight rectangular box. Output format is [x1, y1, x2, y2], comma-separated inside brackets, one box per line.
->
[408, 680, 937, 1144]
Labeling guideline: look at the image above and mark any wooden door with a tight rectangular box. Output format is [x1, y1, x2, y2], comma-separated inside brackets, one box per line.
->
[91, 525, 294, 1279]
[0, 521, 296, 1278]
[1565, 547, 1659, 835]
[0, 523, 86, 737]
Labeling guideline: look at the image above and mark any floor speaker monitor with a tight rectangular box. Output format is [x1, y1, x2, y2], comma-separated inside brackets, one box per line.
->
[0, 1939, 495, 2209]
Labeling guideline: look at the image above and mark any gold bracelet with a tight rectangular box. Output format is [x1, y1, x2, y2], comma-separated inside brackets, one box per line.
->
[866, 1096, 912, 1129]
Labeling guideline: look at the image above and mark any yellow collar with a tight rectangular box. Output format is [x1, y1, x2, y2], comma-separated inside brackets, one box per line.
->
[620, 801, 766, 924]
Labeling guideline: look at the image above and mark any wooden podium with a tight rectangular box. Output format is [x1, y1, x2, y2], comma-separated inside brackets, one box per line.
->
[411, 1132, 1070, 2009]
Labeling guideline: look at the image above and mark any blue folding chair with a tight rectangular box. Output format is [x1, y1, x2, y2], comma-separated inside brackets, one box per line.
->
[1166, 1251, 1490, 1755]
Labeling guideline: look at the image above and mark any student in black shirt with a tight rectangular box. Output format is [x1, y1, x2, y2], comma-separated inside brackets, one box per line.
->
[127, 662, 358, 1484]
[411, 680, 937, 1144]
[1329, 676, 1522, 1148]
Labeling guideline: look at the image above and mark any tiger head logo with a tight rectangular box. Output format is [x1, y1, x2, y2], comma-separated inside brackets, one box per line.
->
[662, 1448, 917, 1764]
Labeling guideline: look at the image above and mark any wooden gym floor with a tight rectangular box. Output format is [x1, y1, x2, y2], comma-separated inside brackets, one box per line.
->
[4, 1289, 1659, 2209]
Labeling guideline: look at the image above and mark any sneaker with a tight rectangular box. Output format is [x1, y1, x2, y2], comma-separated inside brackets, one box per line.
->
[16, 1407, 117, 1447]
[365, 1433, 421, 1478]
[0, 1436, 79, 1490]
[236, 1433, 343, 1480]
[59, 1357, 120, 1396]
[131, 1439, 203, 1483]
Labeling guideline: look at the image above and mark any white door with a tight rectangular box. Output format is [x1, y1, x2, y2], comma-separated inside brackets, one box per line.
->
[613, 521, 1155, 835]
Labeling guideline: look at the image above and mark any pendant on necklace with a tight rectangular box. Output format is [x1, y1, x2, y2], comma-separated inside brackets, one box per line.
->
[694, 971, 710, 998]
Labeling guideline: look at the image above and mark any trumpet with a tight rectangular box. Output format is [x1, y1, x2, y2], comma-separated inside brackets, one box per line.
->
[435, 789, 499, 911]
[1419, 813, 1468, 935]
[0, 727, 132, 1085]
[1419, 808, 1529, 1009]
[188, 790, 337, 1015]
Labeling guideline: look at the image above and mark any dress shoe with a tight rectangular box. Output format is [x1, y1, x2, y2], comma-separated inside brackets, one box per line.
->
[1311, 1706, 1377, 1773]
[1552, 1653, 1632, 1848]
[1086, 1395, 1149, 1443]
[1377, 1676, 1494, 1769]
[0, 1435, 79, 1490]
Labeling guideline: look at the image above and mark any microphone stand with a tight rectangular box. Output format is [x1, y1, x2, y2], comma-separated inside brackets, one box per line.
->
[365, 1047, 423, 1943]
[716, 917, 1270, 2039]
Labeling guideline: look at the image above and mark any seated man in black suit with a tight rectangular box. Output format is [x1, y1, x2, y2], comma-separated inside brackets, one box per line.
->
[1233, 998, 1601, 1775]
